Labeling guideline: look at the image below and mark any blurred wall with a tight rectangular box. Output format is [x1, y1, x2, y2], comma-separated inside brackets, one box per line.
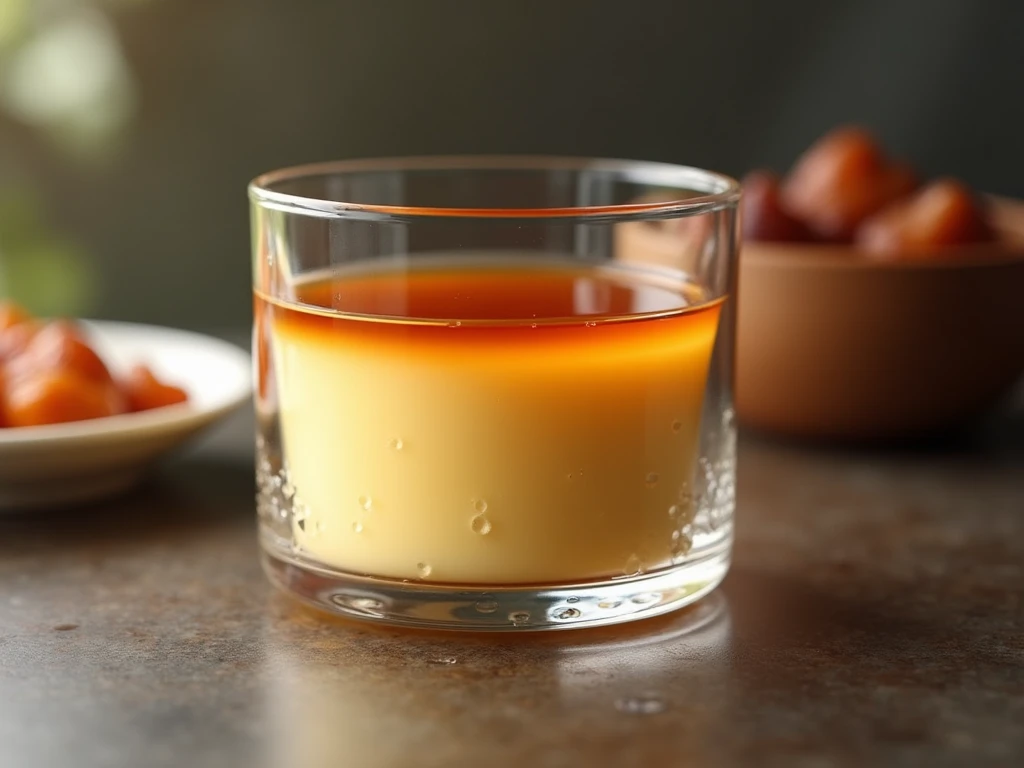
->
[2, 0, 1022, 329]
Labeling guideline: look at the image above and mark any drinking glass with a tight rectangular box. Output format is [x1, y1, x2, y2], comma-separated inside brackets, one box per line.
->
[250, 157, 739, 631]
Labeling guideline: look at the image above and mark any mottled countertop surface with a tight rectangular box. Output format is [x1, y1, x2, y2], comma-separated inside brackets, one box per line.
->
[2, 407, 1022, 768]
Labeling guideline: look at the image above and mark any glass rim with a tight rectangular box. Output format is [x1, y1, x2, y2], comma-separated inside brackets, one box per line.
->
[248, 155, 740, 221]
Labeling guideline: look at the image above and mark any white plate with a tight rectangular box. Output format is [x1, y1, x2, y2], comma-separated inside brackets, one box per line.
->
[0, 321, 252, 510]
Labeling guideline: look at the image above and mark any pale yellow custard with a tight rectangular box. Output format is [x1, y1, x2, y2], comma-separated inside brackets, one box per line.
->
[262, 261, 721, 584]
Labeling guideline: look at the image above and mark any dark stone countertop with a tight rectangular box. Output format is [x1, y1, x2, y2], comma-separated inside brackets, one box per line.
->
[1, 407, 1022, 768]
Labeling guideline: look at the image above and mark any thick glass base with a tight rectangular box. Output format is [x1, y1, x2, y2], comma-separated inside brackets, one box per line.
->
[261, 532, 731, 632]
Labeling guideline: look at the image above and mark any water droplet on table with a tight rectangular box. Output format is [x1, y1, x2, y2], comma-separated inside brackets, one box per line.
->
[615, 694, 666, 715]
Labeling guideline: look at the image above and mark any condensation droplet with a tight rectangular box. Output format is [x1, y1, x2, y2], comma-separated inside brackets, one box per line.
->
[723, 406, 736, 429]
[623, 554, 643, 577]
[585, 321, 597, 327]
[598, 599, 623, 609]
[615, 694, 667, 715]
[474, 599, 498, 614]
[530, 323, 538, 329]
[668, 505, 680, 519]
[632, 593, 658, 605]
[429, 657, 457, 665]
[566, 596, 579, 604]
[645, 472, 659, 489]
[672, 527, 693, 559]
[313, 519, 325, 535]
[358, 495, 373, 511]
[388, 437, 404, 451]
[449, 320, 462, 328]
[671, 420, 683, 433]
[555, 607, 581, 620]
[508, 611, 530, 626]
[567, 473, 574, 481]
[472, 499, 488, 513]
[351, 521, 363, 534]
[470, 514, 492, 535]
[416, 562, 432, 579]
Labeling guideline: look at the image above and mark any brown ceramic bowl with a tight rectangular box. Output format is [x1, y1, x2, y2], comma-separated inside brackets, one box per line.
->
[736, 198, 1024, 440]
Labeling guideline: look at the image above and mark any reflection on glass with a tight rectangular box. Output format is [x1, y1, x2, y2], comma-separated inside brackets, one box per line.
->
[614, 189, 717, 277]
[261, 593, 731, 768]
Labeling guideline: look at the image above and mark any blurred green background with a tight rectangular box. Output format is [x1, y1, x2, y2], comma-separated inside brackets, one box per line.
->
[2, 0, 1022, 329]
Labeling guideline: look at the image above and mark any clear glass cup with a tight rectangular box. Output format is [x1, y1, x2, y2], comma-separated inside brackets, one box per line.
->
[250, 157, 739, 631]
